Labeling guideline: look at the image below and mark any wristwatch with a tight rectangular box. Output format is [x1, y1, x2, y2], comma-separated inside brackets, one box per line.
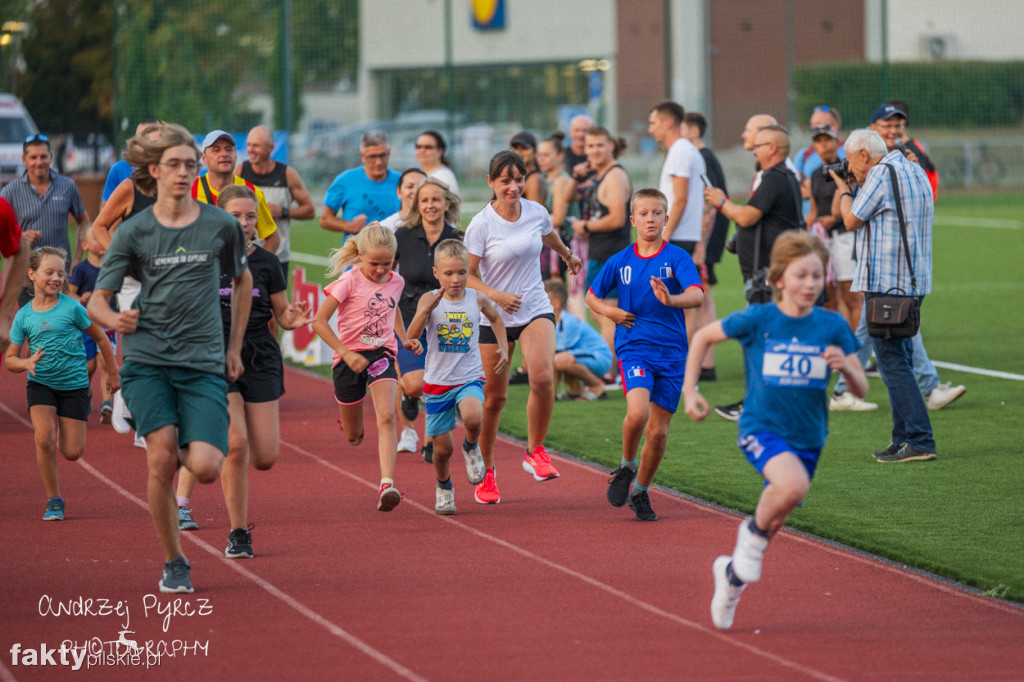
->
[281, 206, 290, 219]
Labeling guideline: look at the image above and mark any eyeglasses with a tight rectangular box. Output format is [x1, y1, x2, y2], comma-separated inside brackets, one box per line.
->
[752, 142, 772, 149]
[363, 152, 390, 162]
[415, 144, 437, 150]
[875, 121, 905, 131]
[25, 133, 48, 144]
[160, 159, 198, 172]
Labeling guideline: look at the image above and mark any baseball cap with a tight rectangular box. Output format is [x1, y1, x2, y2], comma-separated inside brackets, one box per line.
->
[201, 130, 235, 153]
[509, 131, 538, 150]
[810, 124, 838, 140]
[870, 104, 906, 124]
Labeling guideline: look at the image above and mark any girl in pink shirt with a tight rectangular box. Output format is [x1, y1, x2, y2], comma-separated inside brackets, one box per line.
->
[312, 224, 423, 511]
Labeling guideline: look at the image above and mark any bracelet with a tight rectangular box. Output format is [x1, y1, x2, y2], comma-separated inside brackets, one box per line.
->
[840, 192, 854, 200]
[715, 197, 726, 210]
[583, 221, 589, 233]
[564, 251, 574, 262]
[282, 206, 290, 219]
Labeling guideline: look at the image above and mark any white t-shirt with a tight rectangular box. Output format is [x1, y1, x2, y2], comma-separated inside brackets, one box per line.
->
[464, 199, 553, 329]
[379, 211, 405, 232]
[428, 166, 460, 197]
[659, 138, 707, 243]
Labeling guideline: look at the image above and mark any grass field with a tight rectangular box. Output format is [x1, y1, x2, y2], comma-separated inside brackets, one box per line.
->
[286, 192, 1024, 602]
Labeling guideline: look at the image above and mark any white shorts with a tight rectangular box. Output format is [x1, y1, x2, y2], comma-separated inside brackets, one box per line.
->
[116, 276, 141, 311]
[830, 230, 857, 283]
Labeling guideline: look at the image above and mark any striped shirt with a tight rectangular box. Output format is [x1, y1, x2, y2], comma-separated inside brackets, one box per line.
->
[0, 170, 85, 258]
[850, 151, 933, 295]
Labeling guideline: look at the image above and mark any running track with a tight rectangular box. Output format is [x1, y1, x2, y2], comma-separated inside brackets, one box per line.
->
[1, 366, 1022, 681]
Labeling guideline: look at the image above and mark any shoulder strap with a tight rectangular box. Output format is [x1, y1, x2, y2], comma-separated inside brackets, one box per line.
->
[882, 162, 917, 292]
[199, 175, 214, 203]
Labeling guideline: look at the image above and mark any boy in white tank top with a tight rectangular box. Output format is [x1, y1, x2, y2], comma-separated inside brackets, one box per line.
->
[406, 240, 509, 514]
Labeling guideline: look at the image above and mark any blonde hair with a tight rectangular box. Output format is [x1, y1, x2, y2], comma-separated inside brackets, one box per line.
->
[767, 230, 830, 302]
[433, 238, 468, 265]
[400, 176, 461, 227]
[124, 122, 198, 197]
[217, 184, 257, 208]
[327, 224, 397, 277]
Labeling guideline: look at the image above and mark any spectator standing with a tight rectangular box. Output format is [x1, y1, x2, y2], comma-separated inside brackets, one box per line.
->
[792, 107, 845, 214]
[414, 131, 460, 197]
[320, 130, 400, 241]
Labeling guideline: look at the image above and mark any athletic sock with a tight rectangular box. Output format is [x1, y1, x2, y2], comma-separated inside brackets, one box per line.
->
[437, 477, 453, 490]
[748, 517, 769, 538]
[621, 458, 637, 471]
[463, 438, 477, 452]
[726, 561, 745, 587]
[633, 482, 650, 493]
[381, 477, 394, 488]
[47, 496, 62, 502]
[176, 496, 189, 509]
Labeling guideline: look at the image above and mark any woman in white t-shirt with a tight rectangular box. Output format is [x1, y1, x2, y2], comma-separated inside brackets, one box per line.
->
[414, 131, 460, 198]
[464, 150, 582, 504]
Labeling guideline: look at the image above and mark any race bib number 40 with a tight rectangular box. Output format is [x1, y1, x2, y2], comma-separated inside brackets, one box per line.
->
[762, 339, 828, 389]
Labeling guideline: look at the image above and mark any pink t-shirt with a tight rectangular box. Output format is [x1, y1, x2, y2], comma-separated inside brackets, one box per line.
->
[324, 267, 406, 364]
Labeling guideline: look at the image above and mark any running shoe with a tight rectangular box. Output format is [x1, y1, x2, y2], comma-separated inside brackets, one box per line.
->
[876, 443, 937, 463]
[606, 465, 636, 507]
[926, 382, 966, 411]
[731, 519, 769, 583]
[629, 490, 658, 522]
[43, 498, 64, 521]
[435, 485, 456, 515]
[100, 399, 113, 424]
[225, 524, 254, 559]
[159, 556, 194, 594]
[474, 468, 500, 504]
[713, 400, 743, 422]
[711, 555, 745, 630]
[397, 427, 418, 453]
[178, 506, 199, 531]
[463, 442, 485, 485]
[111, 390, 132, 434]
[377, 482, 402, 512]
[422, 441, 434, 464]
[522, 446, 560, 481]
[401, 393, 419, 421]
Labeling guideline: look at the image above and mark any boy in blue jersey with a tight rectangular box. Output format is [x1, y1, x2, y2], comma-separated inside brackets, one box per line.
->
[682, 230, 867, 630]
[546, 278, 612, 401]
[586, 188, 704, 521]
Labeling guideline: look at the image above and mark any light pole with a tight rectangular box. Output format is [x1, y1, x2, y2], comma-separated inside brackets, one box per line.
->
[2, 21, 28, 94]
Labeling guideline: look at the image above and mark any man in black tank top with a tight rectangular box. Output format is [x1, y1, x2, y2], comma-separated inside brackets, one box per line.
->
[236, 125, 316, 276]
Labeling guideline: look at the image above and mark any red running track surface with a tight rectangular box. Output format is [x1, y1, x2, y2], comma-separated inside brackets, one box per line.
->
[1, 365, 1022, 681]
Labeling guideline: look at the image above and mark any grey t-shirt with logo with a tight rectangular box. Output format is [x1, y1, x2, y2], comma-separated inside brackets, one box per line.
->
[96, 202, 249, 375]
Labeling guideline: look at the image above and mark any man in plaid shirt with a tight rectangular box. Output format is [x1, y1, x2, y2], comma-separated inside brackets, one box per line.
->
[832, 127, 936, 463]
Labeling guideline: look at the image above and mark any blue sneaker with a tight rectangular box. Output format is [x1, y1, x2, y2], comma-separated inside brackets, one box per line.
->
[43, 498, 64, 521]
[159, 556, 194, 594]
[178, 506, 199, 531]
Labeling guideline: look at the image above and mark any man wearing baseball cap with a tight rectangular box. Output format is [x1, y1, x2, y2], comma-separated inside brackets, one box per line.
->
[193, 130, 279, 254]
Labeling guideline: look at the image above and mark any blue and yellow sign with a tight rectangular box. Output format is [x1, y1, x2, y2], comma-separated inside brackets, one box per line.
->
[471, 0, 505, 30]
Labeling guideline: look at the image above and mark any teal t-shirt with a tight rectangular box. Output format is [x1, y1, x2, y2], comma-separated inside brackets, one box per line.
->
[95, 202, 249, 375]
[10, 293, 92, 390]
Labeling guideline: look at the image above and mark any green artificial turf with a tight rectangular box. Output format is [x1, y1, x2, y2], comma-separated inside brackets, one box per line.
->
[287, 192, 1024, 602]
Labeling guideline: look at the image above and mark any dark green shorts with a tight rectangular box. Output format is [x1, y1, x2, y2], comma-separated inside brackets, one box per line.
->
[120, 361, 229, 454]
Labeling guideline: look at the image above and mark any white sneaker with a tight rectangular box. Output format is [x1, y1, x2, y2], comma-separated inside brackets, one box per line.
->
[463, 441, 485, 485]
[829, 391, 879, 412]
[926, 382, 966, 410]
[435, 485, 456, 515]
[731, 519, 769, 584]
[711, 555, 745, 630]
[396, 427, 418, 453]
[111, 390, 133, 434]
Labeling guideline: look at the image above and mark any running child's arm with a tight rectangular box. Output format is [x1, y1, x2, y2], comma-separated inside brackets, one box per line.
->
[393, 307, 423, 355]
[478, 292, 509, 375]
[825, 345, 869, 400]
[87, 288, 139, 334]
[85, 322, 120, 395]
[406, 289, 444, 340]
[312, 294, 368, 373]
[269, 291, 314, 331]
[467, 253, 521, 315]
[4, 342, 41, 374]
[650, 278, 704, 310]
[682, 321, 729, 421]
[585, 289, 636, 328]
[226, 269, 254, 383]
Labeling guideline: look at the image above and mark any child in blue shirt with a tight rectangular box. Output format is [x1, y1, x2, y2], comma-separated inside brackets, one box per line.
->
[69, 226, 118, 422]
[586, 188, 704, 521]
[546, 278, 612, 401]
[683, 230, 867, 630]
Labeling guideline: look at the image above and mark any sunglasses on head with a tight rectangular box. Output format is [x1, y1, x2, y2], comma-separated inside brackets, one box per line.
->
[25, 133, 48, 144]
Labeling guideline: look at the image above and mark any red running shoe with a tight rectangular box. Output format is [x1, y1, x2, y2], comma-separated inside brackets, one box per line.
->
[474, 468, 501, 504]
[522, 446, 560, 481]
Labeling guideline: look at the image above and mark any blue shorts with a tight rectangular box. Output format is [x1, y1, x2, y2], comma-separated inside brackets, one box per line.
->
[575, 350, 613, 377]
[396, 329, 428, 375]
[82, 329, 117, 361]
[586, 260, 617, 299]
[738, 431, 821, 480]
[618, 351, 686, 413]
[424, 380, 485, 437]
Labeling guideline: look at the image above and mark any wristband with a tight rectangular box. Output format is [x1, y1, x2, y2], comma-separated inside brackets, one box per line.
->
[583, 221, 589, 233]
[840, 192, 854, 200]
[715, 197, 726, 210]
[281, 206, 290, 219]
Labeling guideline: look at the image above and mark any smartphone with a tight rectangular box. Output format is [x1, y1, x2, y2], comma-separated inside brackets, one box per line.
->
[700, 173, 712, 188]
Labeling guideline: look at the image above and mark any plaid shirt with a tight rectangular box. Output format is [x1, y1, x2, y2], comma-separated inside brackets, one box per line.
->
[850, 150, 933, 295]
[0, 170, 85, 256]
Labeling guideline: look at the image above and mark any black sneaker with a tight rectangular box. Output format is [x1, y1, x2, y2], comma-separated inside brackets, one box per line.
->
[699, 367, 717, 382]
[876, 443, 936, 463]
[159, 556, 194, 594]
[714, 401, 743, 422]
[422, 441, 434, 464]
[606, 466, 636, 507]
[873, 441, 901, 459]
[401, 393, 419, 422]
[225, 524, 254, 559]
[508, 367, 529, 385]
[629, 490, 658, 521]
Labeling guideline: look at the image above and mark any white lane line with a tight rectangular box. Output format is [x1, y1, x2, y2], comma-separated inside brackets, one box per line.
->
[932, 360, 1024, 381]
[282, 438, 847, 682]
[0, 402, 428, 682]
[289, 251, 332, 267]
[934, 216, 1021, 229]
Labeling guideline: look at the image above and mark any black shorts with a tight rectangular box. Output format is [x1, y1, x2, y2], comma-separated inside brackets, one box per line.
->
[332, 348, 398, 404]
[27, 382, 90, 421]
[705, 262, 719, 286]
[479, 312, 556, 344]
[671, 240, 698, 255]
[228, 337, 285, 403]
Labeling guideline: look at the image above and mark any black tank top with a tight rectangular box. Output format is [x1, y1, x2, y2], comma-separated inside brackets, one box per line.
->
[240, 160, 288, 187]
[585, 164, 631, 262]
[127, 184, 155, 219]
